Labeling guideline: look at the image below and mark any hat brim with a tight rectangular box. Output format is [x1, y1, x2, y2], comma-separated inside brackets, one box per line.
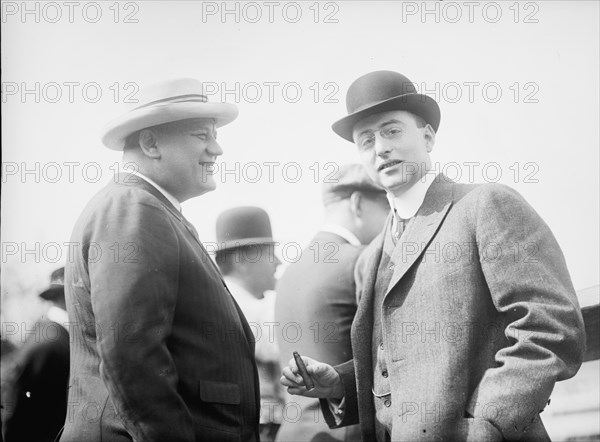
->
[332, 93, 441, 143]
[215, 238, 276, 253]
[39, 285, 64, 301]
[101, 101, 239, 150]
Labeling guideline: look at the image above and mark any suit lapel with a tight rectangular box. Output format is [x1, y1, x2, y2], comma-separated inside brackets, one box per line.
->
[385, 177, 454, 298]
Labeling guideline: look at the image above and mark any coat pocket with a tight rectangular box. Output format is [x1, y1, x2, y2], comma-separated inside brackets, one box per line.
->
[198, 380, 241, 405]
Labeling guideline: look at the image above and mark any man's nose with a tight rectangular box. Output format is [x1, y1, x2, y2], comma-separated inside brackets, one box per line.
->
[374, 134, 391, 156]
[209, 140, 223, 156]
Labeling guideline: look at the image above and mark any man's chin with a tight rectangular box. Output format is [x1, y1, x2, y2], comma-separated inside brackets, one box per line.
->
[203, 176, 217, 190]
[380, 177, 412, 194]
[193, 180, 217, 198]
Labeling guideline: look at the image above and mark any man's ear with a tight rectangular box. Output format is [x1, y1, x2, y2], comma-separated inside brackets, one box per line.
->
[423, 124, 436, 153]
[349, 191, 363, 218]
[138, 128, 161, 159]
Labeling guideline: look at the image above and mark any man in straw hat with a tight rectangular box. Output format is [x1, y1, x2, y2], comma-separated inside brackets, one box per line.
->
[215, 206, 283, 441]
[282, 71, 586, 441]
[61, 79, 260, 441]
[275, 163, 388, 442]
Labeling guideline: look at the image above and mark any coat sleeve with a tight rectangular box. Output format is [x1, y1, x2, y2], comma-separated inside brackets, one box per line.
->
[319, 359, 359, 428]
[87, 198, 194, 442]
[466, 184, 586, 441]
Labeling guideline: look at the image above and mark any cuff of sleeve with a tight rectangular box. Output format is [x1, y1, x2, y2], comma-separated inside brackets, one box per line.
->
[327, 396, 346, 425]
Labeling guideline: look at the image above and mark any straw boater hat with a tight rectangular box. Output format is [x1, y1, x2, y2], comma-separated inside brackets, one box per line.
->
[101, 78, 239, 150]
[332, 70, 441, 142]
[215, 207, 276, 253]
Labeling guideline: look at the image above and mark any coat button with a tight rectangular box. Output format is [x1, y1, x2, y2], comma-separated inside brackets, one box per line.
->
[380, 342, 384, 350]
[384, 399, 391, 407]
[382, 370, 388, 378]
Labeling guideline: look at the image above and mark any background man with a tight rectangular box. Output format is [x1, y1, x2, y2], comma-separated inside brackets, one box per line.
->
[215, 206, 284, 442]
[2, 267, 69, 442]
[275, 163, 388, 442]
[282, 70, 586, 441]
[62, 78, 260, 441]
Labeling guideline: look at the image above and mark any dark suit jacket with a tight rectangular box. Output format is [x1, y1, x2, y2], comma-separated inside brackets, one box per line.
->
[275, 231, 361, 441]
[2, 319, 69, 442]
[322, 177, 586, 441]
[61, 174, 259, 442]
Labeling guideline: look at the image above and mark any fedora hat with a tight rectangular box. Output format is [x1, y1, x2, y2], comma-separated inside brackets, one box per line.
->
[322, 163, 386, 206]
[216, 206, 275, 253]
[101, 78, 239, 150]
[332, 70, 441, 142]
[39, 267, 65, 301]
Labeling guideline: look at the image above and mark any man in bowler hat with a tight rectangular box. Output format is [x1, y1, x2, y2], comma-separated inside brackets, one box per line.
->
[282, 71, 586, 441]
[2, 267, 70, 442]
[215, 206, 284, 441]
[62, 79, 260, 441]
[275, 163, 388, 442]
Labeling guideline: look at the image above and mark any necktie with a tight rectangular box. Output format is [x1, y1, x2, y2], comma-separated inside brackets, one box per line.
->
[393, 210, 407, 242]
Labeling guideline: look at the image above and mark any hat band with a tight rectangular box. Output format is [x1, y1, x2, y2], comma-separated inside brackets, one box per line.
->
[133, 94, 209, 111]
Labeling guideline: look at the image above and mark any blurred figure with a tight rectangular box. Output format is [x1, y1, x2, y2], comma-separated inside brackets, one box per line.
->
[2, 267, 69, 442]
[274, 164, 388, 442]
[1, 331, 18, 442]
[215, 207, 284, 442]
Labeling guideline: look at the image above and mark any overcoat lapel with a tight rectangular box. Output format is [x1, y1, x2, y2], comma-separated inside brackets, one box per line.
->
[350, 221, 387, 435]
[114, 173, 257, 356]
[353, 221, 386, 349]
[385, 177, 454, 299]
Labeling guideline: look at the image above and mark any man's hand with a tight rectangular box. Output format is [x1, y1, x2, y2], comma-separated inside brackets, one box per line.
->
[280, 355, 343, 399]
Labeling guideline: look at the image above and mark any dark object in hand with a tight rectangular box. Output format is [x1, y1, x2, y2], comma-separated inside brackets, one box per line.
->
[293, 351, 315, 391]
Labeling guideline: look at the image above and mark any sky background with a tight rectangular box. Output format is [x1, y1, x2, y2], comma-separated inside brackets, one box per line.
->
[2, 1, 599, 327]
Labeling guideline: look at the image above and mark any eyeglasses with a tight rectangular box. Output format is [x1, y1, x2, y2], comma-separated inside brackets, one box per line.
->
[357, 125, 404, 150]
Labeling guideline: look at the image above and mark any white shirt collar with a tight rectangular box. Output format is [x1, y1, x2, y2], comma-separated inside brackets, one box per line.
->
[320, 224, 362, 246]
[123, 166, 182, 212]
[387, 171, 438, 219]
[46, 306, 69, 331]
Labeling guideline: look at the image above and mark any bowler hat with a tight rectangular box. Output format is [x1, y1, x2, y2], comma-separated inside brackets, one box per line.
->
[332, 70, 441, 142]
[216, 207, 275, 253]
[39, 267, 65, 301]
[101, 78, 239, 150]
[322, 163, 386, 206]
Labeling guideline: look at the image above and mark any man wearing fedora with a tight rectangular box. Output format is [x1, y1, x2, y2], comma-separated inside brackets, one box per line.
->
[3, 267, 70, 442]
[282, 71, 586, 441]
[275, 163, 389, 442]
[62, 79, 260, 441]
[214, 206, 284, 442]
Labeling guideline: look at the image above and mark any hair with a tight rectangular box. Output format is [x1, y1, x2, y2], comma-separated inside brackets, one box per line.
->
[123, 121, 174, 152]
[412, 113, 427, 128]
[215, 250, 238, 275]
[123, 130, 142, 151]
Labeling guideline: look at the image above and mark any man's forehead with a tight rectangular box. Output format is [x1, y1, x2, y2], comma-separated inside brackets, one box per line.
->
[353, 110, 414, 134]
